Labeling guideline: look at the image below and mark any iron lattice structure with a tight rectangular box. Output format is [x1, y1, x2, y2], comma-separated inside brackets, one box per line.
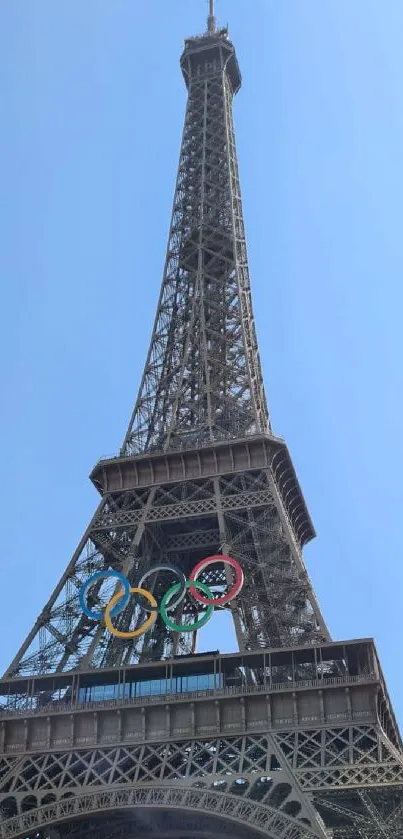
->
[122, 18, 269, 456]
[1, 6, 402, 839]
[5, 15, 328, 680]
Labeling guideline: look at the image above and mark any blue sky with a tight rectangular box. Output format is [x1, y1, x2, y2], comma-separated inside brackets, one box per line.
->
[1, 0, 402, 723]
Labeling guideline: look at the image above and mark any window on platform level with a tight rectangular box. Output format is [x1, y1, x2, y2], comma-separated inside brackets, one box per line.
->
[78, 672, 224, 704]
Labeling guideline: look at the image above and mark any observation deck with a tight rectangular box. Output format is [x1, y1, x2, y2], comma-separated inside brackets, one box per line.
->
[180, 29, 242, 94]
[1, 640, 402, 839]
[0, 639, 399, 755]
[90, 433, 315, 549]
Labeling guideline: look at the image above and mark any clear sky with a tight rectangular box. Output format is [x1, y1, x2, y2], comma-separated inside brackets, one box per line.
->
[1, 0, 402, 723]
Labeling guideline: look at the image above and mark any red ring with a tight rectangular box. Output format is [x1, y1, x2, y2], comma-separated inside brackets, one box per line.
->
[188, 555, 244, 606]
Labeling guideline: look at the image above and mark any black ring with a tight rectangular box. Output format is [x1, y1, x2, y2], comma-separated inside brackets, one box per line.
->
[135, 564, 187, 614]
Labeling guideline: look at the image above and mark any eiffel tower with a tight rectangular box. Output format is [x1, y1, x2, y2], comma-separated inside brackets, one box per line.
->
[1, 4, 402, 838]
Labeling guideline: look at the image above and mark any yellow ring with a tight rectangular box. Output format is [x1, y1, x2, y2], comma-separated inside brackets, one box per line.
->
[104, 587, 157, 638]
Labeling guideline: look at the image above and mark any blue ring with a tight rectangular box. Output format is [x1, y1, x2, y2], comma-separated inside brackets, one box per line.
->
[79, 570, 130, 621]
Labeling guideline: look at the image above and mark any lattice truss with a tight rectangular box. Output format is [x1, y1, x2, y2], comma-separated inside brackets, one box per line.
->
[275, 725, 403, 838]
[122, 34, 269, 457]
[2, 18, 402, 839]
[1, 724, 403, 838]
[4, 26, 327, 680]
[0, 734, 323, 837]
[0, 787, 321, 839]
[5, 468, 326, 678]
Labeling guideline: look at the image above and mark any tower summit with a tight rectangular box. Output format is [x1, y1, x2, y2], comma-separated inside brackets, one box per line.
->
[0, 6, 402, 839]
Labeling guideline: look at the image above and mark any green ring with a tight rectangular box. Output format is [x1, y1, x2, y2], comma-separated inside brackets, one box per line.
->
[160, 581, 214, 633]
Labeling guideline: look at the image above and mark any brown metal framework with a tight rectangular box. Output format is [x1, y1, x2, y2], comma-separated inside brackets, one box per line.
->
[4, 20, 329, 680]
[1, 5, 402, 839]
[122, 26, 268, 455]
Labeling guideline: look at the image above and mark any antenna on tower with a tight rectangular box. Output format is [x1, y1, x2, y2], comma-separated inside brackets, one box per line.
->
[207, 0, 216, 34]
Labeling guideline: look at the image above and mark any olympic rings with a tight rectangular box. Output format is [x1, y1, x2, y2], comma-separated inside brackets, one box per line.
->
[79, 555, 243, 639]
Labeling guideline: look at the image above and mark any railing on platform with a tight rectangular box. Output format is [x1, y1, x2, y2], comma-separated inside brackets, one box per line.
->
[0, 672, 378, 719]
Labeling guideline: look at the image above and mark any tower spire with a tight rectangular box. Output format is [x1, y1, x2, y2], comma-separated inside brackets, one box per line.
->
[207, 0, 216, 33]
